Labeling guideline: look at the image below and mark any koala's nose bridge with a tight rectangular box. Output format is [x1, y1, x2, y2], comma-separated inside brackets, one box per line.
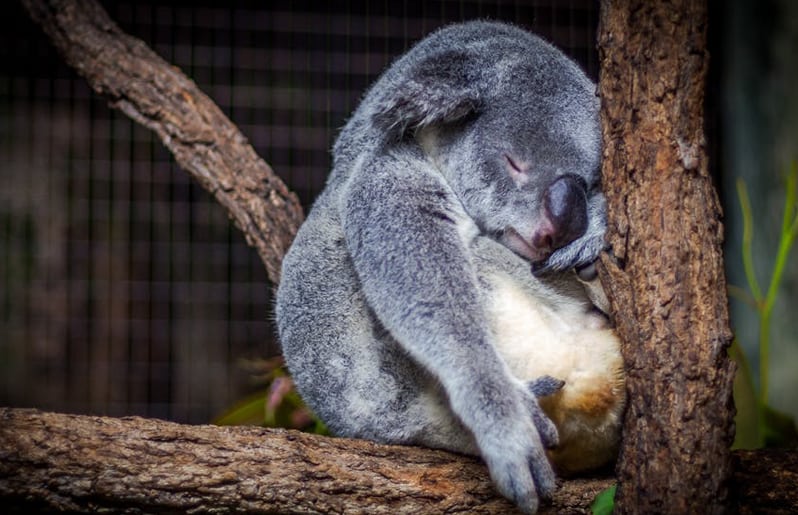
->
[543, 174, 588, 250]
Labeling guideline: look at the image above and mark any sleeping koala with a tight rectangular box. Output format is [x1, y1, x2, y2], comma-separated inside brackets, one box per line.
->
[276, 20, 624, 514]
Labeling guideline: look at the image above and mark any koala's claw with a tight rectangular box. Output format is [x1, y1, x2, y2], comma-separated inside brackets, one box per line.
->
[523, 384, 560, 449]
[575, 260, 598, 281]
[484, 436, 557, 515]
[536, 231, 608, 276]
[488, 459, 541, 514]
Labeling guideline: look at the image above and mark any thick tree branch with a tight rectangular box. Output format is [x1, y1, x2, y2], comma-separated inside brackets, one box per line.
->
[0, 408, 614, 514]
[1, 409, 797, 513]
[20, 0, 304, 284]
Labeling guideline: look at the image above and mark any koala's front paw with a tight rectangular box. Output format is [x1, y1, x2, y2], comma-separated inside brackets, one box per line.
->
[537, 232, 607, 274]
[478, 392, 558, 514]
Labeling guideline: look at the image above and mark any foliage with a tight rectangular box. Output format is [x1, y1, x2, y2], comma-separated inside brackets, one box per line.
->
[731, 161, 798, 448]
[590, 484, 616, 515]
[213, 357, 328, 435]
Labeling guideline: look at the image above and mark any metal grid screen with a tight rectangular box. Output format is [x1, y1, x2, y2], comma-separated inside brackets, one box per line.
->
[0, 0, 598, 423]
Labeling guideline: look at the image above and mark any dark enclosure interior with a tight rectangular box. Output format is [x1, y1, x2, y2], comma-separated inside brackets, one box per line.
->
[0, 1, 600, 423]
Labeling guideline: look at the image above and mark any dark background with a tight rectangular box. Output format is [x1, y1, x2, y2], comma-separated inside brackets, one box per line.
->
[1, 0, 796, 425]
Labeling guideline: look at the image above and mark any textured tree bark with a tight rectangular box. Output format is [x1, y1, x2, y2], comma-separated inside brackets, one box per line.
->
[0, 408, 614, 514]
[597, 1, 736, 513]
[1, 409, 796, 513]
[20, 0, 304, 284]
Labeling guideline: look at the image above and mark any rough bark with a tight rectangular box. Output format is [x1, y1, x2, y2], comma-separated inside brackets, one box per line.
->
[731, 450, 798, 515]
[1, 409, 796, 513]
[20, 0, 304, 284]
[597, 1, 736, 513]
[0, 408, 613, 514]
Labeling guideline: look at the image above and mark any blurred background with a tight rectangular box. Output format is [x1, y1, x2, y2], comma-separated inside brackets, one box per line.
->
[0, 0, 796, 429]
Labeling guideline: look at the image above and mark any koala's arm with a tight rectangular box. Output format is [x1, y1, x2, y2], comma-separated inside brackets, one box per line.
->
[341, 150, 558, 513]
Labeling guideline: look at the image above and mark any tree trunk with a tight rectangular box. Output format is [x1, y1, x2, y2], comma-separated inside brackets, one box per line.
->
[19, 0, 304, 284]
[597, 1, 736, 513]
[0, 408, 614, 514]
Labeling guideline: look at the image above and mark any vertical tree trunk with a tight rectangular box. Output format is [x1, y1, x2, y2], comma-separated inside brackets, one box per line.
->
[597, 1, 736, 513]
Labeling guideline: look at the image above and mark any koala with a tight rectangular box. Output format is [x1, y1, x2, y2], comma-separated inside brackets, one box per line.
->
[276, 21, 624, 514]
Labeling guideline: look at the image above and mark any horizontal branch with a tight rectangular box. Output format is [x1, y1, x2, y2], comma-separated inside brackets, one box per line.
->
[1, 408, 797, 513]
[0, 408, 613, 514]
[21, 0, 304, 284]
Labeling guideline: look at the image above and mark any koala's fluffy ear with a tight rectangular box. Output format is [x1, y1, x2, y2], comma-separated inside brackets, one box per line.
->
[372, 50, 481, 139]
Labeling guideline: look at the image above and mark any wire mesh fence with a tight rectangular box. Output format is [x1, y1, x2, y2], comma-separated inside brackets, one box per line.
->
[0, 0, 598, 423]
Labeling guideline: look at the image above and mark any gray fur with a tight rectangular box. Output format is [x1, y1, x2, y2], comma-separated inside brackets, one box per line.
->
[276, 21, 605, 514]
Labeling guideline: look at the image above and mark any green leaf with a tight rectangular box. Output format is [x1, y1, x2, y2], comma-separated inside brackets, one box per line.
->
[591, 484, 616, 515]
[732, 164, 798, 449]
[213, 390, 269, 426]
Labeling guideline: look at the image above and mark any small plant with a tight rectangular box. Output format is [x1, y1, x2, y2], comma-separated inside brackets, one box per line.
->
[214, 356, 328, 435]
[730, 161, 798, 449]
[591, 484, 617, 515]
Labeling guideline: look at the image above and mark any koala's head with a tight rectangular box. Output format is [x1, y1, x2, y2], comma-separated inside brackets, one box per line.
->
[370, 21, 602, 270]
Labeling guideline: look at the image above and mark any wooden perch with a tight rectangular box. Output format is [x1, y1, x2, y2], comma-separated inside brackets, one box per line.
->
[20, 0, 304, 284]
[0, 408, 614, 514]
[1, 408, 797, 513]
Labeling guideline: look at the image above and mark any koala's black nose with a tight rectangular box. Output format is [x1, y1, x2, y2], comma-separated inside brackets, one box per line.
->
[541, 174, 588, 251]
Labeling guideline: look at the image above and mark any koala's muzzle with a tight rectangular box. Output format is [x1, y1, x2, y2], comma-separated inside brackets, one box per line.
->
[533, 174, 588, 256]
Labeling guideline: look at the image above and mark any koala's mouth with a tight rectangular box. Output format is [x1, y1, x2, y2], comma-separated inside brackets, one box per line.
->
[499, 228, 550, 264]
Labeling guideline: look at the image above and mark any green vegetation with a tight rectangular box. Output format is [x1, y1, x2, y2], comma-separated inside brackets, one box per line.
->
[213, 357, 328, 435]
[731, 162, 798, 449]
[590, 484, 617, 515]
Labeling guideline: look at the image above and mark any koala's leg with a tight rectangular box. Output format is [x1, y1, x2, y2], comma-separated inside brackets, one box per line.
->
[340, 151, 559, 512]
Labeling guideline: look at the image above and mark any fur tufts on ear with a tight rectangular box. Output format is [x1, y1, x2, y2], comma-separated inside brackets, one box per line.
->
[372, 50, 481, 139]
